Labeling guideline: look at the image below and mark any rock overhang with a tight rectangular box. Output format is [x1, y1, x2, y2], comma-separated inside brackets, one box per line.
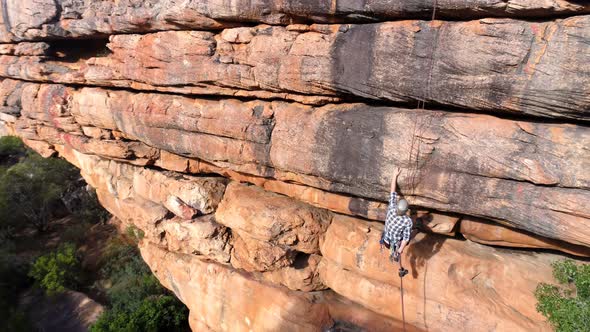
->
[0, 2, 589, 331]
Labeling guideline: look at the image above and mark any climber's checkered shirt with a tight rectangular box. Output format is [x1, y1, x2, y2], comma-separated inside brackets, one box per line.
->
[381, 192, 412, 253]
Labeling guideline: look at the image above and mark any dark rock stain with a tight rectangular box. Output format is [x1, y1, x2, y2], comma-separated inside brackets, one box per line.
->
[313, 104, 387, 199]
[347, 197, 370, 218]
[1, 0, 11, 33]
[331, 23, 378, 99]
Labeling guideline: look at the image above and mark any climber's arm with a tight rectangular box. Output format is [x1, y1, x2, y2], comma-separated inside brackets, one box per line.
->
[398, 239, 409, 254]
[388, 168, 401, 216]
[390, 167, 401, 193]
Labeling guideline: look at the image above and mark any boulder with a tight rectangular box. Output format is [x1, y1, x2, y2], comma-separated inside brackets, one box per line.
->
[96, 189, 170, 239]
[130, 167, 227, 216]
[230, 231, 297, 272]
[216, 182, 333, 254]
[157, 215, 232, 263]
[259, 254, 326, 292]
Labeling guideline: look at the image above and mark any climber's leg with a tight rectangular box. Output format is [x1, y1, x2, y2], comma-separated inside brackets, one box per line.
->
[398, 255, 408, 278]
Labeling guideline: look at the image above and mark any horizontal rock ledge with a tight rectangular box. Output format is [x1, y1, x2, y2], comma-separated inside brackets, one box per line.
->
[35, 136, 590, 260]
[8, 98, 588, 258]
[4, 80, 588, 247]
[1, 15, 589, 119]
[460, 217, 590, 257]
[1, 0, 589, 43]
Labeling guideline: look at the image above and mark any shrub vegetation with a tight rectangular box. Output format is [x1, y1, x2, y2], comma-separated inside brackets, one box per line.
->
[0, 238, 32, 331]
[0, 135, 25, 159]
[90, 239, 189, 332]
[0, 142, 79, 231]
[0, 136, 186, 330]
[0, 136, 110, 329]
[535, 259, 590, 332]
[29, 243, 81, 295]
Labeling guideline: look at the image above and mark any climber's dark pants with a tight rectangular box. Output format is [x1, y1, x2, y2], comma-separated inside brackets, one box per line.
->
[380, 239, 408, 277]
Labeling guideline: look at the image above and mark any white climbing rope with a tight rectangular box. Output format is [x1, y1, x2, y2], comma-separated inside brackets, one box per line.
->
[400, 1, 439, 331]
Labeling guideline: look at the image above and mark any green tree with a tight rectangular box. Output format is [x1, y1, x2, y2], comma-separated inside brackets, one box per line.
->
[0, 152, 79, 231]
[536, 259, 590, 332]
[99, 239, 162, 311]
[29, 243, 81, 295]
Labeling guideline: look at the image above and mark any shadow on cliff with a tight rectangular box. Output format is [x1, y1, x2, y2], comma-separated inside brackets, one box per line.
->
[406, 233, 446, 279]
[404, 233, 446, 330]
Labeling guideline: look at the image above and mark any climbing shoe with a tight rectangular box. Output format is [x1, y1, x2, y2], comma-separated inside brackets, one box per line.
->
[399, 267, 408, 278]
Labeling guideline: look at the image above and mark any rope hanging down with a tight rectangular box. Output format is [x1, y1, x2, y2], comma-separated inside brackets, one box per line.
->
[406, 0, 441, 197]
[400, 256, 407, 332]
[400, 1, 439, 331]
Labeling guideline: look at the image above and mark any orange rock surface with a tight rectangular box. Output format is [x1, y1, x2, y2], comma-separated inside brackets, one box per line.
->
[1, 2, 589, 331]
[139, 242, 333, 332]
[320, 215, 558, 331]
[2, 81, 588, 247]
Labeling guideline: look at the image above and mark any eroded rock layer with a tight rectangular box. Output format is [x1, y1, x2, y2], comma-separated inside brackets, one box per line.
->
[1, 2, 589, 331]
[1, 0, 589, 43]
[1, 16, 589, 119]
[3, 80, 588, 247]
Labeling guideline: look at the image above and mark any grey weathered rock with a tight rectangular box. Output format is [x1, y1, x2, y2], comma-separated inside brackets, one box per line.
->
[1, 0, 588, 43]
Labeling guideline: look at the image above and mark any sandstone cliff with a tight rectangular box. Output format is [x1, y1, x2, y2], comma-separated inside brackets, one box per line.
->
[0, 1, 589, 331]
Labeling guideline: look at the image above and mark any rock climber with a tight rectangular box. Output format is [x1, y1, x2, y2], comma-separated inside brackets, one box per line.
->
[380, 166, 413, 277]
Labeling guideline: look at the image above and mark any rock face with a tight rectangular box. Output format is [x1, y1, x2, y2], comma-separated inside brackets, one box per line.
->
[0, 1, 589, 331]
[6, 81, 589, 247]
[1, 17, 589, 119]
[320, 215, 558, 331]
[1, 0, 588, 43]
